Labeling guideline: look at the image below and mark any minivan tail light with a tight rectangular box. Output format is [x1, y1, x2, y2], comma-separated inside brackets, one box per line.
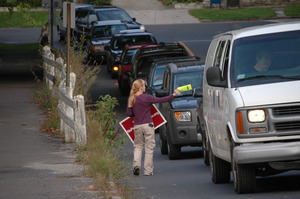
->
[237, 112, 243, 134]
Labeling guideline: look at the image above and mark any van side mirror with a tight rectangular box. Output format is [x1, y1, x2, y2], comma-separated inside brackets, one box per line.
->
[206, 66, 226, 87]
[193, 88, 203, 98]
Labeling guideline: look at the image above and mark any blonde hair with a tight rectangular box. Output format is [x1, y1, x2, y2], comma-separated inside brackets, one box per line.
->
[128, 79, 144, 108]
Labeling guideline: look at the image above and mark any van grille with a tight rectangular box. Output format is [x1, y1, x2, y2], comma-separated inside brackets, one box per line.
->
[274, 121, 300, 131]
[273, 105, 300, 116]
[272, 104, 300, 133]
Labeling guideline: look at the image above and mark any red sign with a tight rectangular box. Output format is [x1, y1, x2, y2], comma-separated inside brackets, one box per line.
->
[119, 104, 166, 143]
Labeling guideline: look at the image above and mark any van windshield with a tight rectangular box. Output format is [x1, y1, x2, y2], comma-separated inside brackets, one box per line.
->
[230, 30, 300, 87]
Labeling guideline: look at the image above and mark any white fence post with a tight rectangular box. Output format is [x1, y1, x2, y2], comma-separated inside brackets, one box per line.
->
[43, 46, 51, 87]
[64, 72, 76, 143]
[75, 95, 87, 145]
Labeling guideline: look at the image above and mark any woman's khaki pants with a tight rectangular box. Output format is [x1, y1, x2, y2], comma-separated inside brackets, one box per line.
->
[133, 123, 155, 175]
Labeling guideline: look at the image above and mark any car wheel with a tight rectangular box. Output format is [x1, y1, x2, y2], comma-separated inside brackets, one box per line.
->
[121, 87, 129, 96]
[71, 35, 79, 49]
[120, 80, 129, 96]
[167, 135, 180, 160]
[118, 77, 122, 90]
[57, 26, 65, 41]
[107, 60, 111, 73]
[111, 72, 117, 79]
[159, 129, 168, 155]
[231, 139, 256, 194]
[209, 140, 231, 184]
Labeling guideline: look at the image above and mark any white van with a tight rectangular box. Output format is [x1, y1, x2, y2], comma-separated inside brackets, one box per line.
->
[202, 21, 300, 194]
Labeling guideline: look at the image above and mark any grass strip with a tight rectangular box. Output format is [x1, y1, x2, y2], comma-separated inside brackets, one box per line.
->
[0, 11, 55, 28]
[189, 7, 276, 20]
[284, 4, 300, 16]
[0, 43, 40, 50]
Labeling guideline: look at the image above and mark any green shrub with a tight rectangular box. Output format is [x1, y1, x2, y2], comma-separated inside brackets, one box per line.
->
[0, 0, 41, 7]
[87, 95, 120, 145]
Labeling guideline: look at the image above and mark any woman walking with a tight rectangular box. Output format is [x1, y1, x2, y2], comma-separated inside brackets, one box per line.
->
[126, 79, 179, 176]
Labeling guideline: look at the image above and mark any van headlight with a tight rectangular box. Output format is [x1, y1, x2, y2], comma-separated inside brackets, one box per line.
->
[175, 111, 191, 122]
[248, 109, 265, 123]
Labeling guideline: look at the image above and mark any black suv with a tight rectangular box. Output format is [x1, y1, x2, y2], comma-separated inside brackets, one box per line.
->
[73, 5, 145, 44]
[126, 42, 191, 88]
[156, 60, 205, 160]
[105, 29, 158, 78]
[86, 20, 127, 62]
[57, 4, 92, 41]
[146, 56, 201, 96]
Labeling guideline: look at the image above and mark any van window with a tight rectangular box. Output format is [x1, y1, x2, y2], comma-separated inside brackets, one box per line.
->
[230, 30, 300, 87]
[213, 40, 226, 67]
[221, 40, 230, 81]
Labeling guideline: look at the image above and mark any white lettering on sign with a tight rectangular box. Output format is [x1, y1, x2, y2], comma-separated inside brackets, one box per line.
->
[127, 127, 134, 133]
[151, 112, 159, 118]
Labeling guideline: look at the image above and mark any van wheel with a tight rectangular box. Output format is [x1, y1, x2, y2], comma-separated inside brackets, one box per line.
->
[231, 139, 256, 194]
[202, 128, 209, 166]
[167, 136, 180, 160]
[159, 131, 168, 155]
[209, 141, 230, 184]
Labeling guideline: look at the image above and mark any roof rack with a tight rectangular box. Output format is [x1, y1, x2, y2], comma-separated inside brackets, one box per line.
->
[94, 20, 123, 25]
[119, 29, 146, 34]
[93, 5, 116, 9]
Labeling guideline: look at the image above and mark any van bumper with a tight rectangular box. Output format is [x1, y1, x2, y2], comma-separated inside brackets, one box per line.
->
[233, 141, 300, 164]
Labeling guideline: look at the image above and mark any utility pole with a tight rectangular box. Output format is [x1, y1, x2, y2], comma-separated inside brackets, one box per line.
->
[66, 2, 71, 87]
[50, 0, 54, 48]
[224, 0, 228, 10]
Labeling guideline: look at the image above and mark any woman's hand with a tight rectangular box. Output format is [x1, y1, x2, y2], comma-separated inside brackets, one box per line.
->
[173, 88, 180, 96]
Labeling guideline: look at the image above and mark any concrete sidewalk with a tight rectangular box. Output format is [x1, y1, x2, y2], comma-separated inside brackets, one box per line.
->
[112, 0, 201, 25]
[0, 54, 101, 199]
[112, 0, 293, 25]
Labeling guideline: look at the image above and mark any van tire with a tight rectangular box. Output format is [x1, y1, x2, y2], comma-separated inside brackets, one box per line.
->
[233, 163, 256, 194]
[231, 139, 256, 194]
[209, 141, 230, 184]
[202, 128, 209, 166]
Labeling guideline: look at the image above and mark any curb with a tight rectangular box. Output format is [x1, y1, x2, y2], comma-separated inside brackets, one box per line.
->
[198, 15, 300, 23]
